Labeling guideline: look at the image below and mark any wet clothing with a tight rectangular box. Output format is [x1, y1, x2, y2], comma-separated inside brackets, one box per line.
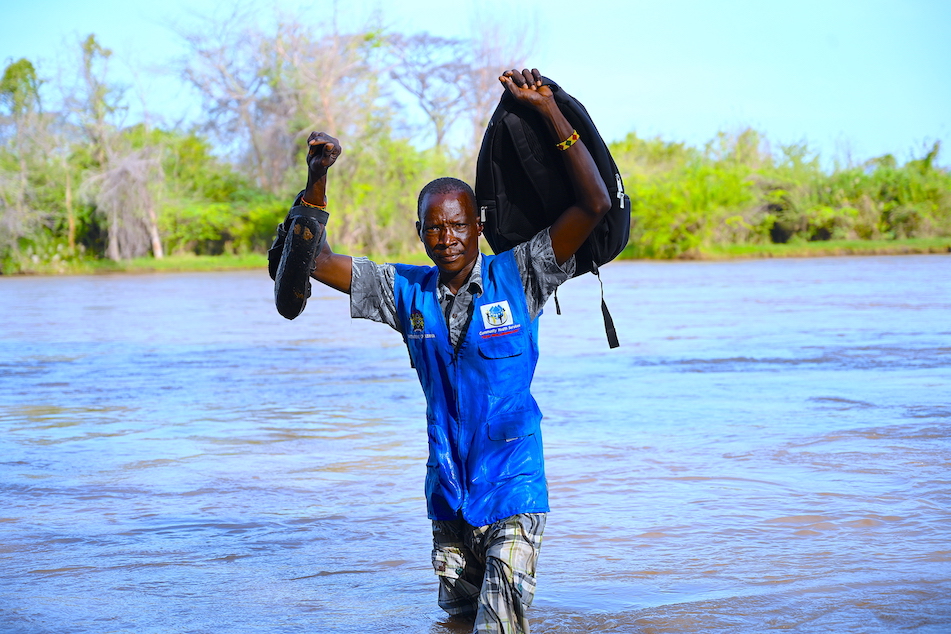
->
[351, 230, 573, 524]
[393, 250, 546, 526]
[432, 513, 546, 634]
[349, 228, 572, 633]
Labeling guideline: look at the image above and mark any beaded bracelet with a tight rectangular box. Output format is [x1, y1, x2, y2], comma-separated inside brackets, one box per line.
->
[556, 130, 580, 151]
[300, 197, 327, 210]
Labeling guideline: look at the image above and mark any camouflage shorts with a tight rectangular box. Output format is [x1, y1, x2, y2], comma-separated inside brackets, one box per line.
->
[431, 513, 546, 634]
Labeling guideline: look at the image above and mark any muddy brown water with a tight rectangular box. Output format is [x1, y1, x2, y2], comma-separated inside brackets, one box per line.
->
[1, 255, 949, 633]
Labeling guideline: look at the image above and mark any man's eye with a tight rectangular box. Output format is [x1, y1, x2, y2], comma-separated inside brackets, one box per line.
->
[452, 223, 468, 231]
[424, 226, 441, 235]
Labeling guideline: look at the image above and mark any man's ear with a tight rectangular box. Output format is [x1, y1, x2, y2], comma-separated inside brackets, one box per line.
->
[416, 220, 422, 240]
[477, 221, 483, 236]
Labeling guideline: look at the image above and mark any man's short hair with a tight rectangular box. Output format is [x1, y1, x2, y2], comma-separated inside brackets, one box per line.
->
[417, 177, 476, 223]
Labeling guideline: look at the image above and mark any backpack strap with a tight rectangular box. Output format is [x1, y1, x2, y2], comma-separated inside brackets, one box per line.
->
[501, 113, 560, 213]
[591, 262, 620, 349]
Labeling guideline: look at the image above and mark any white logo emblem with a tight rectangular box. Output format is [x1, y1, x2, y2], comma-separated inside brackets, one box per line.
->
[480, 300, 512, 329]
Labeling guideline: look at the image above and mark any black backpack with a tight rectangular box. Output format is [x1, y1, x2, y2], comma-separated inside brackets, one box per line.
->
[475, 77, 630, 347]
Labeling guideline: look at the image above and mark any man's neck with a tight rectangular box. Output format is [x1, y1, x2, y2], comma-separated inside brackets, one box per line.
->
[438, 254, 479, 295]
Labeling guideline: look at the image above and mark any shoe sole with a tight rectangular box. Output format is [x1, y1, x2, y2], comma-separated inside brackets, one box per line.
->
[274, 214, 323, 320]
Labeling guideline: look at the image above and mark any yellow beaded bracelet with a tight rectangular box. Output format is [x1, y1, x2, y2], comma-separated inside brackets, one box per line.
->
[556, 130, 580, 151]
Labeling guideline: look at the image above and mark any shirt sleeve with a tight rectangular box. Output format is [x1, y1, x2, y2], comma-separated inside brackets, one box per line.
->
[349, 256, 401, 332]
[511, 229, 576, 320]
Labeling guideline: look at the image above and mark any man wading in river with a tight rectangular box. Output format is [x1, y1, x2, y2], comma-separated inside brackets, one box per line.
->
[276, 69, 610, 634]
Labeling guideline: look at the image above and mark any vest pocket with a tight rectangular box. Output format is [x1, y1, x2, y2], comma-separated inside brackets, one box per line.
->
[478, 336, 524, 360]
[482, 397, 545, 485]
[487, 410, 540, 441]
[478, 336, 531, 395]
[485, 420, 543, 484]
[486, 393, 542, 440]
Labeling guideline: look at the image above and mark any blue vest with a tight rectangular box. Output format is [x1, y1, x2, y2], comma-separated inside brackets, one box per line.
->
[393, 251, 549, 526]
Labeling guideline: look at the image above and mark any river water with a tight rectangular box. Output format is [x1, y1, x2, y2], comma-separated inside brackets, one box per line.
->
[1, 255, 949, 633]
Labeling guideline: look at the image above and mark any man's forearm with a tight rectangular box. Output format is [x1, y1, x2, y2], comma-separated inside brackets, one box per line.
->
[537, 101, 610, 217]
[303, 172, 328, 207]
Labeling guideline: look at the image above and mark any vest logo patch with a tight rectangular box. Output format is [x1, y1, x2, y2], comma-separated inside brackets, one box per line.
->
[410, 309, 425, 332]
[480, 301, 512, 328]
[408, 308, 435, 340]
[479, 300, 521, 338]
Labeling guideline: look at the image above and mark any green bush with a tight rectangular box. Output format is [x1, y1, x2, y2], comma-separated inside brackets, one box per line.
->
[612, 133, 950, 258]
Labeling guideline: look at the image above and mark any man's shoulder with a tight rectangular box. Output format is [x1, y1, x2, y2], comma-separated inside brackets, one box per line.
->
[392, 262, 438, 278]
[391, 262, 440, 292]
[392, 261, 436, 273]
[354, 257, 434, 280]
[482, 250, 518, 274]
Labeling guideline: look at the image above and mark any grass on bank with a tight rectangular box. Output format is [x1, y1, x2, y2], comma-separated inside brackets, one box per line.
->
[692, 236, 951, 259]
[9, 237, 949, 276]
[14, 252, 269, 275]
[9, 249, 437, 276]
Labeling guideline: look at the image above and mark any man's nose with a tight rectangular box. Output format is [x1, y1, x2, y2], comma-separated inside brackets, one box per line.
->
[438, 227, 458, 243]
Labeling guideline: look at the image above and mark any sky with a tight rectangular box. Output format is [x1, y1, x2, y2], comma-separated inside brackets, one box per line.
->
[2, 0, 949, 166]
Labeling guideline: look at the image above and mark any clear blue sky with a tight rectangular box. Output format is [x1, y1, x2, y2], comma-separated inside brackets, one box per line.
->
[2, 0, 949, 166]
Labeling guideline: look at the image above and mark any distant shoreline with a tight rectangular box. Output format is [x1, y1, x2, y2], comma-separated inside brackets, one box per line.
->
[677, 237, 951, 261]
[3, 237, 949, 277]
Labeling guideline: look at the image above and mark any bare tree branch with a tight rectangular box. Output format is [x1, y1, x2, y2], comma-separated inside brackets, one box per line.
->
[176, 5, 392, 194]
[389, 33, 469, 149]
[82, 147, 165, 260]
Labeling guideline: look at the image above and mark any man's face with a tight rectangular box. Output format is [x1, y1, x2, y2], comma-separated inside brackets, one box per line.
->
[417, 190, 482, 278]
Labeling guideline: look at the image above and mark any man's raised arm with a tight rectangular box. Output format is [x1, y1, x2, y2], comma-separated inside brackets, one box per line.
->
[498, 69, 612, 265]
[303, 131, 353, 294]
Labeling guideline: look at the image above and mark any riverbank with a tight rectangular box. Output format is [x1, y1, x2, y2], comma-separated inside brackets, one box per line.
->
[4, 237, 949, 276]
[2, 249, 441, 276]
[684, 236, 951, 260]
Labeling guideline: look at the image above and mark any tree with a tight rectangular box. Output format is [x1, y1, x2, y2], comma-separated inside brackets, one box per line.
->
[83, 146, 165, 259]
[462, 12, 537, 152]
[74, 35, 124, 167]
[0, 58, 43, 253]
[177, 5, 390, 194]
[389, 33, 469, 150]
[66, 35, 165, 260]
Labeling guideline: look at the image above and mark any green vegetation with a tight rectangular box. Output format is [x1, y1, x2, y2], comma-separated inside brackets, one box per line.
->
[613, 129, 951, 259]
[690, 237, 950, 260]
[1, 10, 948, 276]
